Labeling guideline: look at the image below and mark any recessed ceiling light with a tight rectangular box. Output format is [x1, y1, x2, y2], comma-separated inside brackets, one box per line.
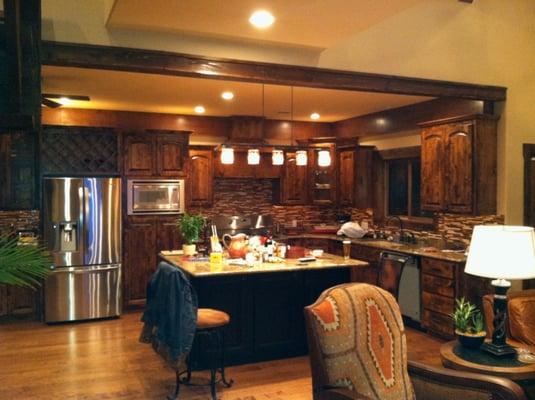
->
[194, 105, 205, 114]
[249, 10, 275, 29]
[310, 112, 320, 120]
[221, 91, 234, 100]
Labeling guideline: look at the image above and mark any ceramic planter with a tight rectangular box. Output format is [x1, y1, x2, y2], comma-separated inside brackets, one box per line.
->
[455, 330, 486, 348]
[182, 244, 196, 256]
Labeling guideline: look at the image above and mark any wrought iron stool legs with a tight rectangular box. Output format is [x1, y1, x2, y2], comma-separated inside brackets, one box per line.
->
[175, 327, 233, 400]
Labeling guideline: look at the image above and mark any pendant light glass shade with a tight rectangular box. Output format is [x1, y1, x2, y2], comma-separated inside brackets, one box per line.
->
[296, 150, 308, 166]
[221, 147, 234, 164]
[272, 149, 284, 165]
[317, 149, 331, 167]
[247, 149, 260, 165]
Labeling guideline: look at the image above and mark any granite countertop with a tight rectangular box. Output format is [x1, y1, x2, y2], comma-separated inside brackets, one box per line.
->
[159, 253, 369, 277]
[277, 233, 467, 263]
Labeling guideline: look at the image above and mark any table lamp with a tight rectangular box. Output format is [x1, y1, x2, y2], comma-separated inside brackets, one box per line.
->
[465, 225, 535, 357]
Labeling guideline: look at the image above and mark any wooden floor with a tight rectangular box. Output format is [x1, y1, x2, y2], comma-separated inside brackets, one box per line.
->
[0, 311, 444, 400]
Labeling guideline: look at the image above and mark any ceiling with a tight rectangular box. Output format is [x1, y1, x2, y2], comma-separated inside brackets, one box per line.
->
[107, 0, 425, 49]
[42, 66, 432, 122]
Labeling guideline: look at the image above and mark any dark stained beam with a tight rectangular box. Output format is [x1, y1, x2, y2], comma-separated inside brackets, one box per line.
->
[334, 97, 486, 138]
[41, 41, 507, 102]
[459, 0, 474, 3]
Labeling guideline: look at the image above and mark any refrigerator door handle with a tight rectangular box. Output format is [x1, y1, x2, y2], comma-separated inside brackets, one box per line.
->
[51, 265, 120, 273]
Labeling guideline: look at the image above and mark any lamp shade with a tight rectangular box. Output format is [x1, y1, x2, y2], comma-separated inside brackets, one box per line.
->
[465, 225, 535, 280]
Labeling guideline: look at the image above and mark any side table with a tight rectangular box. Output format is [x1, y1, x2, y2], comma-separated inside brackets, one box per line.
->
[441, 341, 535, 399]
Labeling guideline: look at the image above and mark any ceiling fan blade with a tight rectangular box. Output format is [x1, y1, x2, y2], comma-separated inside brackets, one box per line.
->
[42, 97, 62, 108]
[42, 93, 90, 102]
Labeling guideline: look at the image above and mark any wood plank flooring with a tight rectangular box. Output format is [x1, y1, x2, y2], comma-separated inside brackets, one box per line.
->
[0, 311, 444, 399]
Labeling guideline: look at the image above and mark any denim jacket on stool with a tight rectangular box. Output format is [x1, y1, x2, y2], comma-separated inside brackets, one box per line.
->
[140, 261, 198, 361]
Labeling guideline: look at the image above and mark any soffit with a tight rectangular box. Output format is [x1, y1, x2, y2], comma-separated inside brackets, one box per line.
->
[42, 66, 432, 122]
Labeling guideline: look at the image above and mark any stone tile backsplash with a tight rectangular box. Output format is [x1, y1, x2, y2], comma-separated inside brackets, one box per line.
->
[188, 178, 373, 229]
[0, 210, 40, 235]
[189, 178, 504, 243]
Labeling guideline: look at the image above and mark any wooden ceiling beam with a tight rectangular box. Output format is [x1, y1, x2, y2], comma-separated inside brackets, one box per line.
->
[41, 41, 507, 102]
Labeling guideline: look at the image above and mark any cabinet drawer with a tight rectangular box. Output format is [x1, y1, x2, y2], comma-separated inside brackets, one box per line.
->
[351, 245, 382, 262]
[421, 258, 455, 279]
[421, 291, 454, 315]
[422, 273, 454, 298]
[422, 309, 454, 338]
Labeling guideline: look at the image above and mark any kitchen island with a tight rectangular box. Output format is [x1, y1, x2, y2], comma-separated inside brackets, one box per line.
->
[159, 253, 368, 367]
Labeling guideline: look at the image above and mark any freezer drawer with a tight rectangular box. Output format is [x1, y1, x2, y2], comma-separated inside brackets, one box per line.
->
[45, 264, 122, 323]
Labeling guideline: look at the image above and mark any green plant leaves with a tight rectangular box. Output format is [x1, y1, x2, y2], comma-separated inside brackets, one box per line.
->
[450, 297, 485, 334]
[177, 213, 205, 245]
[0, 235, 52, 289]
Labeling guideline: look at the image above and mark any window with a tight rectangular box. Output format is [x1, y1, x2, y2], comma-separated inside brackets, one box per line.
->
[387, 158, 424, 217]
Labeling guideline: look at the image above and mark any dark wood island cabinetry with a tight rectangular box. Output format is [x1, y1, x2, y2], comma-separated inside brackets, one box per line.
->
[160, 253, 367, 367]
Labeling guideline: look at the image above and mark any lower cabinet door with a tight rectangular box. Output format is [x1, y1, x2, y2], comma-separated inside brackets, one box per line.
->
[193, 275, 254, 367]
[253, 272, 305, 359]
[123, 219, 157, 306]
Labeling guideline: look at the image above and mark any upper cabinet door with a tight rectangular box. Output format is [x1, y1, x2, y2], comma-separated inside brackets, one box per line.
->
[421, 127, 445, 211]
[157, 135, 187, 177]
[281, 153, 308, 205]
[188, 148, 213, 206]
[124, 134, 154, 176]
[445, 123, 473, 213]
[338, 149, 355, 206]
[309, 146, 337, 205]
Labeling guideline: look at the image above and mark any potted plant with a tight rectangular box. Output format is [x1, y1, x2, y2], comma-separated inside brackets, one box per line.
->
[0, 235, 51, 289]
[177, 213, 205, 256]
[450, 297, 486, 348]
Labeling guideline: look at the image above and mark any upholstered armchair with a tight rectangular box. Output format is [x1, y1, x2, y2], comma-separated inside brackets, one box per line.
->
[304, 283, 527, 400]
[483, 289, 535, 352]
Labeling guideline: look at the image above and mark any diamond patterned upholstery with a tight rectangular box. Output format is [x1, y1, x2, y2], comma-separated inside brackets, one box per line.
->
[306, 283, 415, 400]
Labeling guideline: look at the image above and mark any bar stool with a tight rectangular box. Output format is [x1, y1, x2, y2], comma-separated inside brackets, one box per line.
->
[170, 308, 233, 400]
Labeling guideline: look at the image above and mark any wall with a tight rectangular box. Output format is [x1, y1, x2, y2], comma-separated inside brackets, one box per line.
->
[40, 0, 321, 66]
[318, 0, 535, 224]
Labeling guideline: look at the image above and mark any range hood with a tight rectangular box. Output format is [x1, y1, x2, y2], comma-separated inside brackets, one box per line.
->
[226, 116, 266, 145]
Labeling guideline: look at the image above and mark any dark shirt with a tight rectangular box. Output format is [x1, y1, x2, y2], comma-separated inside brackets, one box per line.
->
[140, 261, 198, 360]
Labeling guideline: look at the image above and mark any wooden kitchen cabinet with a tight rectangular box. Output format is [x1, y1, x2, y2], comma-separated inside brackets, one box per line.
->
[338, 146, 374, 208]
[279, 151, 308, 205]
[123, 134, 154, 176]
[123, 216, 183, 306]
[157, 134, 188, 176]
[420, 115, 497, 214]
[338, 149, 355, 206]
[349, 244, 381, 284]
[420, 257, 459, 338]
[309, 146, 336, 205]
[188, 147, 213, 206]
[123, 131, 189, 177]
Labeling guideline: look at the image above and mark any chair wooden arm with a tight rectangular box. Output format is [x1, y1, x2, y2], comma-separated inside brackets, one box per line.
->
[316, 387, 372, 400]
[408, 360, 527, 400]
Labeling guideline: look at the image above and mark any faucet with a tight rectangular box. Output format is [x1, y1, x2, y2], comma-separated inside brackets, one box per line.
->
[385, 215, 404, 242]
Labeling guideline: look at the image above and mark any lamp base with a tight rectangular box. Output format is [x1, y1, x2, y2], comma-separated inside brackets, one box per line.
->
[481, 342, 516, 357]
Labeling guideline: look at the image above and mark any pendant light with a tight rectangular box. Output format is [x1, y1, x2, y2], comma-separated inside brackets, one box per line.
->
[296, 150, 308, 166]
[272, 149, 284, 165]
[317, 149, 331, 167]
[221, 147, 234, 164]
[290, 86, 307, 166]
[247, 149, 260, 165]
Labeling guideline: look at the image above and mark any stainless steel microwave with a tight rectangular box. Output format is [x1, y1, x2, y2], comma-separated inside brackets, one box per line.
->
[127, 179, 185, 215]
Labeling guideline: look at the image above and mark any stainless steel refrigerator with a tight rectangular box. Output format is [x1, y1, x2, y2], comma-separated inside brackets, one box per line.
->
[43, 177, 122, 322]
